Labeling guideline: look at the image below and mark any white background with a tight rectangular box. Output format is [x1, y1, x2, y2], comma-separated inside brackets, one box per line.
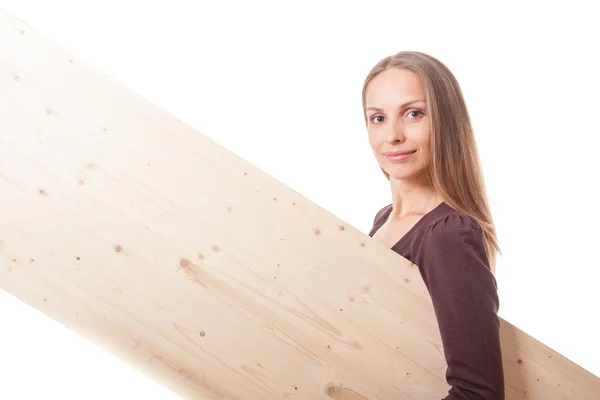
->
[1, 1, 598, 398]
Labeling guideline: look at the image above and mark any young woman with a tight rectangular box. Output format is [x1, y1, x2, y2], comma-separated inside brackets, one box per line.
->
[364, 51, 505, 399]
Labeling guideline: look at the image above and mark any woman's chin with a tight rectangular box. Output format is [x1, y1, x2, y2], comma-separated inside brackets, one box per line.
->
[387, 168, 427, 182]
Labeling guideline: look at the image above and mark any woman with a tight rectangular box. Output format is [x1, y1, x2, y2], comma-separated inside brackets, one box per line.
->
[363, 51, 505, 399]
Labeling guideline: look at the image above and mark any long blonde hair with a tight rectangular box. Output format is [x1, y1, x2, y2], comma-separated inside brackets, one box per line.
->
[362, 51, 500, 272]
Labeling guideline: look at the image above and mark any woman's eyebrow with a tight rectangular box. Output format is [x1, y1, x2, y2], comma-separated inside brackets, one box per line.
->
[367, 99, 425, 112]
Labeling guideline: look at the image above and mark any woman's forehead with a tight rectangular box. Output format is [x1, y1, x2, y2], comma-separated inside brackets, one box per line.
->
[365, 68, 425, 108]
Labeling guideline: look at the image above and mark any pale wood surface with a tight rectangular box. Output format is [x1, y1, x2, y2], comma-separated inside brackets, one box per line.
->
[0, 10, 598, 400]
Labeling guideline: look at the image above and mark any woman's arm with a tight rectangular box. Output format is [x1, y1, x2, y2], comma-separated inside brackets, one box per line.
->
[417, 213, 505, 400]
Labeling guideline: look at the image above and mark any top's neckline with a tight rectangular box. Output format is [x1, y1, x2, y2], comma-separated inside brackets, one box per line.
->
[371, 201, 450, 250]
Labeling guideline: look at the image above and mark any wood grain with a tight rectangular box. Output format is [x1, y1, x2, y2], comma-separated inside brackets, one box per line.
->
[0, 9, 598, 400]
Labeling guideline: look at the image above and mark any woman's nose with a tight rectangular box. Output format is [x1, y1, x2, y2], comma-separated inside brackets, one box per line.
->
[386, 122, 405, 143]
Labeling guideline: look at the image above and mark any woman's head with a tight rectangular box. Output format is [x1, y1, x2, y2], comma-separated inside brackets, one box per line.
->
[362, 51, 500, 271]
[364, 67, 431, 182]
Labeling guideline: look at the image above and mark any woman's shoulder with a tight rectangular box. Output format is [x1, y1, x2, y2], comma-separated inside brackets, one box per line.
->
[412, 203, 494, 290]
[415, 202, 491, 272]
[422, 202, 485, 242]
[372, 203, 393, 225]
[368, 203, 393, 237]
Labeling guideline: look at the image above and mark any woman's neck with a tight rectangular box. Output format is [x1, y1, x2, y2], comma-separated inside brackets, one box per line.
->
[388, 174, 444, 219]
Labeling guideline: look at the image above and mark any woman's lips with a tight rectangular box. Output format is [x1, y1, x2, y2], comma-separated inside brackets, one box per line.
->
[384, 150, 416, 162]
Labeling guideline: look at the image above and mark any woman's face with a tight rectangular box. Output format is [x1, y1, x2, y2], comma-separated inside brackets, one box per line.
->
[365, 68, 431, 181]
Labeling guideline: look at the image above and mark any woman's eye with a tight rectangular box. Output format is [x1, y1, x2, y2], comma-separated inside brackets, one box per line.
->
[407, 110, 424, 118]
[371, 115, 384, 123]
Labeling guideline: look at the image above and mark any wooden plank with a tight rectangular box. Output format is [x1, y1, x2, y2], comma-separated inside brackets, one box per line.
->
[0, 9, 598, 400]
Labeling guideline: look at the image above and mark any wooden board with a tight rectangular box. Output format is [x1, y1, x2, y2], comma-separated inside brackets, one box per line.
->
[0, 9, 598, 400]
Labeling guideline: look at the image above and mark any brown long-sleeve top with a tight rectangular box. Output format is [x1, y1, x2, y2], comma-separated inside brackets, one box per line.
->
[368, 201, 505, 400]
